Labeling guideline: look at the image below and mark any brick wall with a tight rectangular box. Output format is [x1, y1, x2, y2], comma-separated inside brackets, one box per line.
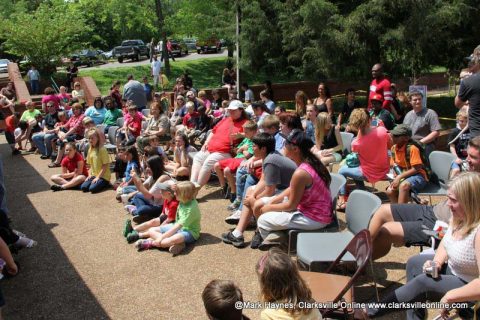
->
[6, 63, 31, 113]
[74, 76, 101, 106]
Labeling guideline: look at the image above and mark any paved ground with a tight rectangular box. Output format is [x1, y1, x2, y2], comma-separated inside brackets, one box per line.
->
[82, 50, 228, 71]
[0, 137, 423, 319]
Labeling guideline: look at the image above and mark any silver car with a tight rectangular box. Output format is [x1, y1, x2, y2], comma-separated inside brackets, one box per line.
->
[0, 59, 10, 73]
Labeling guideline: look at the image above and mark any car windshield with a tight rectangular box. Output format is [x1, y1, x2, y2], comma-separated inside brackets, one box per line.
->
[122, 41, 140, 46]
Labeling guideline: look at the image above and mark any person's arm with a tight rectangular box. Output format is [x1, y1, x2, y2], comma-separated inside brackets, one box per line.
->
[156, 222, 182, 242]
[261, 170, 308, 213]
[75, 160, 85, 177]
[60, 165, 74, 179]
[454, 96, 466, 109]
[178, 147, 190, 167]
[131, 171, 154, 199]
[326, 98, 333, 117]
[201, 131, 213, 152]
[0, 238, 17, 276]
[440, 228, 480, 305]
[92, 164, 108, 183]
[420, 131, 439, 145]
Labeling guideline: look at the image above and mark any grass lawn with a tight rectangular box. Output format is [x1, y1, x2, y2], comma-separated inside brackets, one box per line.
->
[79, 57, 300, 95]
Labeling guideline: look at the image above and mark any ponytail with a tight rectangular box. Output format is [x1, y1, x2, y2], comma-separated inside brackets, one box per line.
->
[302, 148, 331, 187]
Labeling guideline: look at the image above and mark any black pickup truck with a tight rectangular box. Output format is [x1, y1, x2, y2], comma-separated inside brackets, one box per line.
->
[113, 40, 149, 63]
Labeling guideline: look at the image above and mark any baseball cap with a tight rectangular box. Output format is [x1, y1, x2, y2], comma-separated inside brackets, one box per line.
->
[280, 129, 314, 150]
[227, 100, 244, 110]
[156, 180, 175, 193]
[390, 124, 412, 137]
[186, 91, 195, 98]
[371, 93, 384, 102]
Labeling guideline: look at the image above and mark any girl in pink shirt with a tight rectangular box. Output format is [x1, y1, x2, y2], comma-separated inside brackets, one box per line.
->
[337, 108, 392, 209]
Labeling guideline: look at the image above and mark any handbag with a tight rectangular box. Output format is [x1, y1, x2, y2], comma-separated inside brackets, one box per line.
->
[345, 152, 360, 168]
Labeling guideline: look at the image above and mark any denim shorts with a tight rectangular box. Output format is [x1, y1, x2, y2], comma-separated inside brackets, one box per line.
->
[157, 223, 196, 244]
[404, 174, 427, 193]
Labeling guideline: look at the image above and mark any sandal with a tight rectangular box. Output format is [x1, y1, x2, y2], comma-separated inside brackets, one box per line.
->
[336, 201, 347, 211]
[48, 162, 61, 168]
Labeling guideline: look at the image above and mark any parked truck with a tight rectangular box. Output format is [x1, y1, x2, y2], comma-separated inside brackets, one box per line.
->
[113, 40, 149, 63]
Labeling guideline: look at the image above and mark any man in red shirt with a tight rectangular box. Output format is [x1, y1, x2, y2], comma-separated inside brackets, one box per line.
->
[369, 63, 399, 120]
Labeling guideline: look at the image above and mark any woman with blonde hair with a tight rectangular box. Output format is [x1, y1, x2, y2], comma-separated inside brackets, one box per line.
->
[256, 248, 321, 320]
[313, 112, 343, 166]
[365, 172, 480, 319]
[337, 108, 391, 210]
[80, 128, 111, 193]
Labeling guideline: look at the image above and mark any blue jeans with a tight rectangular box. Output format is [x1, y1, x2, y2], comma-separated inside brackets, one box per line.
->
[338, 165, 366, 195]
[80, 177, 110, 193]
[32, 132, 57, 156]
[131, 193, 162, 218]
[404, 174, 427, 193]
[237, 172, 259, 210]
[30, 80, 40, 94]
[158, 224, 196, 244]
[122, 185, 137, 195]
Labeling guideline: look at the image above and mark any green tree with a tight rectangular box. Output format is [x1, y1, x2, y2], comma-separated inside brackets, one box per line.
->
[0, 2, 90, 73]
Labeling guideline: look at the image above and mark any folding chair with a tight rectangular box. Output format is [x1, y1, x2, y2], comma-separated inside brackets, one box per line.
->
[417, 151, 456, 204]
[116, 117, 124, 128]
[300, 229, 373, 318]
[142, 109, 150, 117]
[340, 132, 354, 155]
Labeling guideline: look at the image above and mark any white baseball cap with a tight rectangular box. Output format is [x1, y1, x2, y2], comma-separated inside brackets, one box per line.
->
[227, 100, 244, 110]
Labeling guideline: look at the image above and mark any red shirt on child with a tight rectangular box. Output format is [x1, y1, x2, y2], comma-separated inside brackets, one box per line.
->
[61, 152, 89, 176]
[163, 198, 179, 221]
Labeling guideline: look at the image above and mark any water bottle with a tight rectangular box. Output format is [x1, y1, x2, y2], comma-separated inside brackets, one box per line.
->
[393, 164, 402, 176]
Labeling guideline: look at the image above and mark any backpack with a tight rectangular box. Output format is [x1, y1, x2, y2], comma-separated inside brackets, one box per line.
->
[392, 139, 437, 184]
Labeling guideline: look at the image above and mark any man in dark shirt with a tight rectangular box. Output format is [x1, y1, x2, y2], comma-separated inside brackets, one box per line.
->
[456, 45, 480, 138]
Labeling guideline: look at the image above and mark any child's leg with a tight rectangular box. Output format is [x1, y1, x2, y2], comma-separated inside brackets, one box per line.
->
[153, 233, 185, 248]
[62, 175, 87, 189]
[213, 163, 226, 187]
[386, 186, 399, 204]
[398, 181, 412, 204]
[225, 167, 236, 193]
[51, 174, 68, 185]
[134, 218, 161, 233]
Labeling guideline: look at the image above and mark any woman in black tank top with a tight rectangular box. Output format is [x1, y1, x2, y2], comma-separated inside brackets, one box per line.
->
[313, 112, 343, 166]
[313, 83, 333, 119]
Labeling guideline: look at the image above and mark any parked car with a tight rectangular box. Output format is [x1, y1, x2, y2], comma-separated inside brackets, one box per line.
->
[70, 49, 106, 67]
[0, 59, 10, 74]
[103, 50, 114, 59]
[196, 37, 222, 54]
[113, 40, 149, 63]
[183, 38, 197, 51]
[170, 40, 189, 57]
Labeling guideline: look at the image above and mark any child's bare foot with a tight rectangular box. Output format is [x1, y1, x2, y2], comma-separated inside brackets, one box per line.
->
[169, 243, 185, 256]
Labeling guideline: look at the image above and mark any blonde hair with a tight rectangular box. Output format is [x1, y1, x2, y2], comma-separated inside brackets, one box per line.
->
[186, 101, 195, 110]
[348, 108, 370, 132]
[243, 120, 258, 132]
[87, 128, 102, 149]
[175, 181, 196, 203]
[314, 112, 331, 149]
[256, 248, 315, 315]
[82, 116, 94, 125]
[198, 90, 206, 98]
[448, 172, 480, 235]
[456, 109, 468, 120]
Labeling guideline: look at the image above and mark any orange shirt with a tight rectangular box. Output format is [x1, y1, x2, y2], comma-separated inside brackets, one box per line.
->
[391, 143, 427, 180]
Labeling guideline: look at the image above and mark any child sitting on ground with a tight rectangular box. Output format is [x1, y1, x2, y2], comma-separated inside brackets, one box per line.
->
[449, 109, 470, 178]
[214, 120, 257, 201]
[387, 124, 428, 204]
[123, 180, 179, 242]
[256, 248, 321, 320]
[202, 279, 251, 320]
[5, 112, 20, 155]
[134, 181, 201, 255]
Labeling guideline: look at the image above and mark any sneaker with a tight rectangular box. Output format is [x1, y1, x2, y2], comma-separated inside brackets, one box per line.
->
[250, 230, 263, 249]
[126, 231, 140, 244]
[50, 184, 64, 192]
[123, 219, 133, 237]
[227, 199, 241, 211]
[135, 239, 154, 251]
[11, 149, 20, 156]
[225, 210, 242, 225]
[48, 162, 61, 168]
[169, 243, 186, 256]
[120, 194, 130, 204]
[229, 193, 237, 203]
[28, 147, 36, 153]
[258, 232, 287, 251]
[40, 155, 50, 160]
[124, 205, 137, 215]
[221, 231, 245, 248]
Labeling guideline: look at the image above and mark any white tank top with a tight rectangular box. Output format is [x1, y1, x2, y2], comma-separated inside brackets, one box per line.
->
[443, 224, 480, 282]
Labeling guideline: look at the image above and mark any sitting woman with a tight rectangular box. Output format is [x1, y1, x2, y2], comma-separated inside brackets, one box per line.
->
[302, 104, 318, 143]
[365, 172, 480, 320]
[41, 87, 61, 112]
[32, 101, 59, 159]
[257, 129, 332, 249]
[84, 96, 107, 125]
[164, 132, 197, 181]
[312, 112, 343, 166]
[136, 101, 170, 153]
[337, 108, 391, 210]
[49, 103, 85, 168]
[71, 82, 85, 106]
[102, 96, 123, 134]
[80, 128, 111, 193]
[18, 100, 41, 152]
[190, 100, 248, 190]
[50, 142, 88, 191]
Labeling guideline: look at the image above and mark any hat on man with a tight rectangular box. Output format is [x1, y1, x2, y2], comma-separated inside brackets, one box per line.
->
[371, 93, 384, 102]
[186, 91, 195, 98]
[227, 100, 244, 110]
[155, 180, 175, 193]
[280, 129, 314, 150]
[390, 124, 412, 137]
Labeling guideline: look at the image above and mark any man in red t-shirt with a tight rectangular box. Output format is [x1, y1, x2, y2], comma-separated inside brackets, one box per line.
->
[368, 63, 399, 119]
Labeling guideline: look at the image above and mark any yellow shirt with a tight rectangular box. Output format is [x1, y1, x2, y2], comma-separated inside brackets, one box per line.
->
[86, 147, 111, 181]
[261, 307, 321, 320]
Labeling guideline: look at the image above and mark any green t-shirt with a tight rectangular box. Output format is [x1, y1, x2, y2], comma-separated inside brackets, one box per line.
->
[103, 108, 123, 126]
[20, 109, 41, 122]
[176, 199, 201, 240]
[234, 137, 254, 159]
[86, 146, 111, 181]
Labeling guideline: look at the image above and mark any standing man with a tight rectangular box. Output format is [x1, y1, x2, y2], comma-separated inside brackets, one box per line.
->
[123, 75, 147, 111]
[403, 91, 441, 157]
[456, 45, 480, 138]
[369, 63, 399, 120]
[149, 38, 155, 63]
[151, 55, 162, 90]
[27, 65, 40, 95]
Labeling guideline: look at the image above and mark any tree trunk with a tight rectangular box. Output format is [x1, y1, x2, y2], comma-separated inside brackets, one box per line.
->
[155, 0, 170, 76]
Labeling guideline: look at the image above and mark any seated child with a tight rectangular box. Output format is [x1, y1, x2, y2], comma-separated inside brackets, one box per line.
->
[164, 132, 197, 181]
[214, 120, 257, 201]
[449, 109, 470, 178]
[187, 105, 211, 145]
[5, 112, 20, 155]
[256, 248, 321, 320]
[116, 105, 142, 147]
[387, 124, 428, 204]
[123, 181, 179, 242]
[115, 146, 140, 198]
[182, 101, 199, 134]
[80, 128, 112, 193]
[202, 279, 251, 320]
[134, 181, 201, 255]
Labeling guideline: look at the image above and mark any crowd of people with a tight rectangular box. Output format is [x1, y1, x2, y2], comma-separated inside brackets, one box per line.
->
[2, 44, 480, 319]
